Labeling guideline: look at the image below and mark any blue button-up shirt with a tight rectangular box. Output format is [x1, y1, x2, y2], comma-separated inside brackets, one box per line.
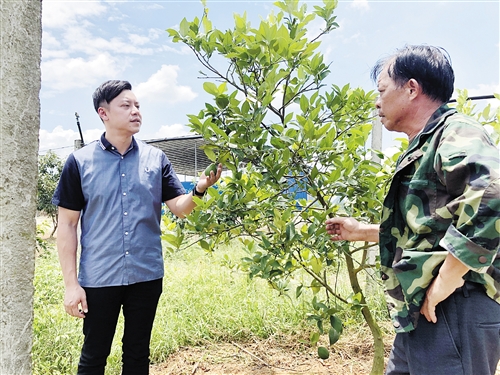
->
[52, 134, 186, 287]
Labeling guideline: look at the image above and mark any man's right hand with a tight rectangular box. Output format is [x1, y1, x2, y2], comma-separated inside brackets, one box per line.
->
[325, 217, 380, 243]
[64, 285, 88, 318]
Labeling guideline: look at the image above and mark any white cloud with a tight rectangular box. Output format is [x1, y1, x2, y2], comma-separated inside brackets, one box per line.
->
[454, 83, 500, 111]
[41, 2, 159, 94]
[39, 123, 195, 158]
[42, 48, 69, 60]
[39, 126, 103, 157]
[151, 124, 193, 139]
[161, 44, 192, 55]
[137, 3, 164, 11]
[350, 0, 370, 11]
[129, 33, 150, 46]
[148, 28, 163, 40]
[41, 31, 61, 49]
[42, 1, 107, 29]
[59, 25, 155, 56]
[464, 83, 499, 98]
[134, 65, 198, 104]
[41, 54, 124, 92]
[342, 32, 362, 44]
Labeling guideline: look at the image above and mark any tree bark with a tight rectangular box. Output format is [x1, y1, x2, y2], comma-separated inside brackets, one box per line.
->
[344, 252, 385, 375]
[0, 0, 42, 373]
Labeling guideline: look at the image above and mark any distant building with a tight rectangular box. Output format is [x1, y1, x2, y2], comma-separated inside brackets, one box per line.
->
[144, 135, 212, 192]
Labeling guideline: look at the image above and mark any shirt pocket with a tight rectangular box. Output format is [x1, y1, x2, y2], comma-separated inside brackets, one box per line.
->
[399, 173, 438, 233]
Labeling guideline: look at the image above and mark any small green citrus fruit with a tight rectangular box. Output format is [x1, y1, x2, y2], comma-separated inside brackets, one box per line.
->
[318, 346, 329, 359]
[204, 163, 217, 176]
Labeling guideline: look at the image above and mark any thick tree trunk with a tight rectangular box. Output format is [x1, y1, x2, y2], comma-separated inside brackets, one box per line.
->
[0, 1, 42, 374]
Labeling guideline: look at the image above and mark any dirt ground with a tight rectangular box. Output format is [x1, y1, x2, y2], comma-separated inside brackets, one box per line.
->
[149, 333, 394, 375]
[150, 333, 500, 375]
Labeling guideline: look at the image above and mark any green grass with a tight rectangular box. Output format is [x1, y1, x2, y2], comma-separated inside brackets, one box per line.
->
[33, 240, 388, 374]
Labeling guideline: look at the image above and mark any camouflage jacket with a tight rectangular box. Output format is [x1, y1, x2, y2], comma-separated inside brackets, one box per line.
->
[379, 105, 500, 333]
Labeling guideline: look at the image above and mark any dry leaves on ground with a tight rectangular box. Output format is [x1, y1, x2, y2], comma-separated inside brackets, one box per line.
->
[150, 331, 394, 375]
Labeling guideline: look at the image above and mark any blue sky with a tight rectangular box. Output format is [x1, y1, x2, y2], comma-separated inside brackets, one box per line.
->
[40, 0, 499, 156]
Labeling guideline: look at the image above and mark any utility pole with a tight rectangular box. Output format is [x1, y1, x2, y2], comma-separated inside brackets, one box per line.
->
[74, 112, 85, 150]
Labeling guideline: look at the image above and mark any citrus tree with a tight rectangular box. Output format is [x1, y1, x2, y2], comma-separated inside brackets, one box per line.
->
[163, 2, 500, 374]
[37, 151, 64, 237]
[165, 1, 389, 373]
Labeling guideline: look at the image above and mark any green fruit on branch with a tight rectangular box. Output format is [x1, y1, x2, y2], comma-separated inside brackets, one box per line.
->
[204, 163, 217, 176]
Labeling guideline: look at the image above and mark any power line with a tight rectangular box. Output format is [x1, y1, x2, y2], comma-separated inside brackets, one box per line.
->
[448, 94, 496, 103]
[39, 145, 74, 154]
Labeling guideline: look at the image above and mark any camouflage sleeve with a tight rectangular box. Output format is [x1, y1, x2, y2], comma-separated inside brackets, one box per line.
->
[435, 116, 500, 273]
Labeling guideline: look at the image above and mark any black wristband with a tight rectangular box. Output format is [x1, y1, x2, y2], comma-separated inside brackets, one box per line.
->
[192, 185, 206, 197]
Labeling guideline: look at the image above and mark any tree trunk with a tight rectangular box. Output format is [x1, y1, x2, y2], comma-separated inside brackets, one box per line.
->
[344, 252, 385, 375]
[0, 1, 42, 373]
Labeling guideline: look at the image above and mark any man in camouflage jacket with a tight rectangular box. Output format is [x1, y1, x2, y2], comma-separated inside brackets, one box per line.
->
[326, 45, 500, 375]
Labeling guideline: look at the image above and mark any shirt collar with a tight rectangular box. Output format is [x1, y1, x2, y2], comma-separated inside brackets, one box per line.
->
[407, 104, 457, 149]
[99, 133, 137, 154]
[421, 104, 457, 135]
[399, 104, 457, 166]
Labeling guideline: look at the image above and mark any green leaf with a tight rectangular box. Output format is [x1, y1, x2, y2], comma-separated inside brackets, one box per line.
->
[303, 41, 321, 56]
[203, 82, 219, 96]
[328, 327, 340, 346]
[261, 234, 271, 249]
[179, 18, 190, 37]
[247, 45, 261, 57]
[208, 121, 229, 140]
[285, 222, 296, 242]
[330, 315, 343, 334]
[270, 137, 285, 149]
[217, 82, 227, 95]
[482, 104, 491, 120]
[202, 15, 212, 34]
[299, 94, 309, 113]
[234, 12, 247, 32]
[310, 331, 320, 345]
[162, 234, 181, 247]
[310, 257, 322, 275]
[215, 96, 229, 109]
[166, 28, 179, 38]
[296, 284, 303, 298]
[317, 319, 324, 334]
[282, 148, 290, 165]
[199, 240, 211, 251]
[202, 146, 217, 161]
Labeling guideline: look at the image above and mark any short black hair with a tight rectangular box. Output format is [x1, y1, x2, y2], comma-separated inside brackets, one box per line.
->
[92, 80, 132, 113]
[371, 45, 455, 103]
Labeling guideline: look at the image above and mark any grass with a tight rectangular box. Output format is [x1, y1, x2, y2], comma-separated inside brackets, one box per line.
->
[33, 239, 389, 375]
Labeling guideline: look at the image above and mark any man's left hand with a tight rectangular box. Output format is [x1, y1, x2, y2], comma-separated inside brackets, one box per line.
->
[420, 273, 464, 323]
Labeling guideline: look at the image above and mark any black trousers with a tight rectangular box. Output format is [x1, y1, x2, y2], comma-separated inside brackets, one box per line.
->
[386, 282, 500, 375]
[77, 279, 163, 375]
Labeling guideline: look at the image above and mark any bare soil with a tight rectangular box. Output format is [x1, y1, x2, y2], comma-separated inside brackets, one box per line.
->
[149, 332, 395, 375]
[150, 333, 500, 375]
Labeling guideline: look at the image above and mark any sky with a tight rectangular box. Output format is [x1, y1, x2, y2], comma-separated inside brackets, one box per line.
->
[39, 0, 500, 157]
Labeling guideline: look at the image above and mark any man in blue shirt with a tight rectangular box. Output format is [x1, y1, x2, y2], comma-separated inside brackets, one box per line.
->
[52, 80, 222, 375]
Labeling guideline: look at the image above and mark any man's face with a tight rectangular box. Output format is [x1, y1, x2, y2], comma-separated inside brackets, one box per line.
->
[99, 90, 142, 136]
[375, 66, 409, 133]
